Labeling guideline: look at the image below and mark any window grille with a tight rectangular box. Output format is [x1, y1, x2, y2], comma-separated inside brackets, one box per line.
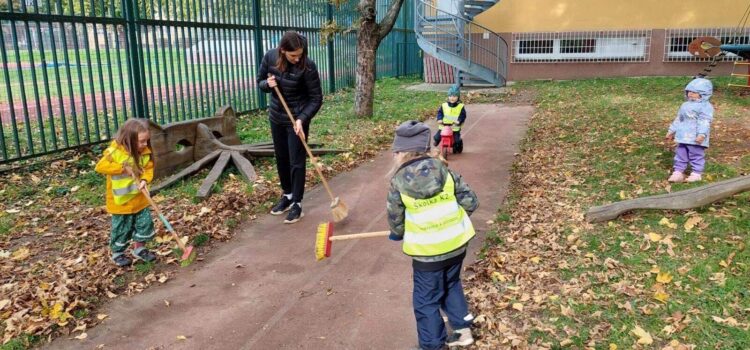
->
[512, 30, 651, 63]
[664, 27, 750, 62]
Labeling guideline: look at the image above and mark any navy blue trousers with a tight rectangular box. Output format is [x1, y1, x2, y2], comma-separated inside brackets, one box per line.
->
[412, 260, 472, 350]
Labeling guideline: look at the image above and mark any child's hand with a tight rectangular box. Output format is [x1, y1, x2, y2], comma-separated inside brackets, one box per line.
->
[122, 164, 135, 178]
[695, 134, 706, 143]
[137, 179, 148, 193]
[664, 132, 674, 141]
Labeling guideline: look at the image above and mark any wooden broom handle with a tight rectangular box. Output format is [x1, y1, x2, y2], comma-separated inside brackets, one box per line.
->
[270, 77, 337, 202]
[329, 231, 390, 241]
[139, 187, 188, 251]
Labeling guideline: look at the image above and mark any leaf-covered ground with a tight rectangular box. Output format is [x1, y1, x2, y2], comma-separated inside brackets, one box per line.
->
[0, 76, 447, 348]
[465, 77, 750, 349]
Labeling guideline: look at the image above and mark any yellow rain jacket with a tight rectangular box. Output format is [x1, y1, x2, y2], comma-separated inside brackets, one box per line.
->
[95, 141, 154, 214]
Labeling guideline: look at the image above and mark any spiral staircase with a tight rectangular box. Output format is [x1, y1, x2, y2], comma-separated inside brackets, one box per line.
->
[415, 0, 507, 86]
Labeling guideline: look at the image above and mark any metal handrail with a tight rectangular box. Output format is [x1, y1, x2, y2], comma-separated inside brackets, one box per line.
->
[415, 0, 507, 85]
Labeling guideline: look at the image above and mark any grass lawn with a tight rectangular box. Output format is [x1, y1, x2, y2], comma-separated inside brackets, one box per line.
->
[466, 76, 750, 349]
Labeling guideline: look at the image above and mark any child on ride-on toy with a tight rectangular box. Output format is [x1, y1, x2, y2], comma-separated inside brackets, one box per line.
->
[433, 85, 465, 153]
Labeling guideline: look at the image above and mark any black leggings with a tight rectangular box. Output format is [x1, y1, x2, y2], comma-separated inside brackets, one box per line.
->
[270, 120, 310, 203]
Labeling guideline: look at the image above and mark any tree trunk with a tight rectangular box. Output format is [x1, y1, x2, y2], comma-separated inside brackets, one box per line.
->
[353, 0, 405, 118]
[354, 0, 378, 118]
[585, 175, 750, 222]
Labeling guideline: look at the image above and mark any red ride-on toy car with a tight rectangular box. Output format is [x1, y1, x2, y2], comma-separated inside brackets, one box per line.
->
[439, 124, 463, 159]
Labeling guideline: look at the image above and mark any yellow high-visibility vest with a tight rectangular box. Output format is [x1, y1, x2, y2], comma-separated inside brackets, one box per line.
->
[399, 173, 475, 256]
[441, 102, 464, 132]
[108, 146, 149, 205]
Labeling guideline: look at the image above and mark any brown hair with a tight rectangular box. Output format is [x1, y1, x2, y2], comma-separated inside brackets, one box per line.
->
[114, 118, 151, 178]
[275, 31, 308, 72]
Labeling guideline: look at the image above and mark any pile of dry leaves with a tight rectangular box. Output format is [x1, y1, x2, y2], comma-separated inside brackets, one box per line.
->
[0, 121, 397, 345]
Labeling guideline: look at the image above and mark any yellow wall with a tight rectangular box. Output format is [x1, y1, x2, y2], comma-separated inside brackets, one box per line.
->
[475, 0, 750, 32]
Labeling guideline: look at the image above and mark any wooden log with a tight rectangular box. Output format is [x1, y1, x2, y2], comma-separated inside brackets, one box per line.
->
[230, 151, 258, 183]
[151, 150, 222, 193]
[196, 151, 232, 199]
[585, 175, 750, 223]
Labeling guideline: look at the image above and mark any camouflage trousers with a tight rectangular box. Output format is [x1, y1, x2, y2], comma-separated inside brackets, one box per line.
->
[110, 208, 154, 258]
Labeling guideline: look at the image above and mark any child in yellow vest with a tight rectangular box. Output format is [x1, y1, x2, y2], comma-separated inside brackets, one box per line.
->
[432, 85, 465, 152]
[95, 119, 157, 267]
[387, 121, 479, 349]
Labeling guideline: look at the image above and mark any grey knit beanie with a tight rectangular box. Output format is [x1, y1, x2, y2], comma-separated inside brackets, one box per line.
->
[392, 120, 431, 153]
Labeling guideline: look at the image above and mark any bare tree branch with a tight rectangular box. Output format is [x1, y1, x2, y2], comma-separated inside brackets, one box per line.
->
[377, 0, 406, 41]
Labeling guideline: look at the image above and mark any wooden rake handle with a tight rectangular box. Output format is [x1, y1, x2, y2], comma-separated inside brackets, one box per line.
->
[269, 76, 337, 202]
[329, 231, 390, 241]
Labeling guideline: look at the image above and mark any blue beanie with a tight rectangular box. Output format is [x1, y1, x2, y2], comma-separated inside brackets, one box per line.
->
[448, 84, 460, 97]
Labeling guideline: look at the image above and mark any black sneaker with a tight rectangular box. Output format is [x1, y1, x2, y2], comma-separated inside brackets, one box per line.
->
[112, 255, 132, 267]
[283, 203, 304, 224]
[270, 195, 293, 215]
[132, 248, 157, 263]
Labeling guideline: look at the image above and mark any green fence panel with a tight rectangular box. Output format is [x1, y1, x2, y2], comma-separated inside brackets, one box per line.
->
[0, 0, 421, 164]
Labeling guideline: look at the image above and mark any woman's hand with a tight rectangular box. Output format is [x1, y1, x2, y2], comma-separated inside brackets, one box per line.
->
[267, 75, 277, 88]
[294, 119, 305, 138]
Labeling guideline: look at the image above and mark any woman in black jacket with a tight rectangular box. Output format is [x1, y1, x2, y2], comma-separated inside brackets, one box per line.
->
[257, 31, 323, 224]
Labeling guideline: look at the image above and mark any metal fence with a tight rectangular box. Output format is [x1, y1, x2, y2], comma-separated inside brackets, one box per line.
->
[0, 0, 422, 164]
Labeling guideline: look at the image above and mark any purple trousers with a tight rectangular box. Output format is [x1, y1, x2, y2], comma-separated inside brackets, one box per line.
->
[674, 143, 706, 174]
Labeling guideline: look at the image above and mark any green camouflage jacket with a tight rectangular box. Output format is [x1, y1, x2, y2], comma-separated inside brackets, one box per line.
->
[387, 156, 479, 262]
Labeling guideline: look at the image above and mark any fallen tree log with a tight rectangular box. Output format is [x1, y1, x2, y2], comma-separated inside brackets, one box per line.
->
[585, 175, 750, 223]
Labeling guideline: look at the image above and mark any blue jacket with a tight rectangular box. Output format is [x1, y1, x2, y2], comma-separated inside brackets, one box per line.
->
[668, 78, 714, 147]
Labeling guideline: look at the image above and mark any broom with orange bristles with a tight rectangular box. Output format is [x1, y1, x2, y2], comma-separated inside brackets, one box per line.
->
[315, 222, 390, 260]
[270, 74, 348, 222]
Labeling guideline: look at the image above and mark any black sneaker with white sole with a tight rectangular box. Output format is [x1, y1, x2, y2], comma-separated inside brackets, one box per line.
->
[132, 248, 157, 262]
[270, 195, 293, 215]
[112, 254, 132, 267]
[283, 203, 304, 224]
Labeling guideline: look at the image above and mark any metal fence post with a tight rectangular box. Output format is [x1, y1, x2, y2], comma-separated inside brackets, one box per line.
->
[253, 0, 266, 108]
[123, 0, 147, 119]
[326, 2, 336, 93]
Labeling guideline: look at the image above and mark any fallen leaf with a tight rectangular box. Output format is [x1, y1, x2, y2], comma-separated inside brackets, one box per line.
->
[631, 325, 653, 345]
[74, 333, 87, 340]
[512, 303, 523, 311]
[0, 299, 10, 310]
[609, 344, 617, 350]
[648, 232, 663, 242]
[5, 208, 20, 214]
[198, 207, 212, 216]
[684, 216, 702, 231]
[530, 256, 541, 264]
[656, 272, 673, 284]
[176, 335, 187, 340]
[70, 186, 80, 193]
[96, 314, 108, 320]
[654, 290, 670, 303]
[164, 300, 171, 307]
[11, 247, 31, 261]
[659, 217, 677, 229]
